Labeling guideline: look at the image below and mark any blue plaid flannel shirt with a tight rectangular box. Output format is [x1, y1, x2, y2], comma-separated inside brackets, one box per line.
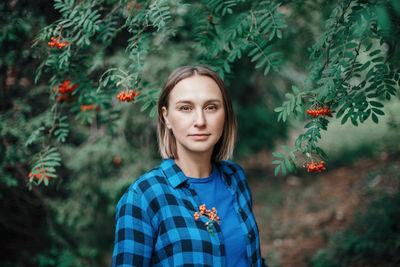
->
[112, 158, 266, 267]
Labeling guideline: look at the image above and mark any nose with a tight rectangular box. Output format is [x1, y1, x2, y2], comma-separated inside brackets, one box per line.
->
[194, 109, 206, 127]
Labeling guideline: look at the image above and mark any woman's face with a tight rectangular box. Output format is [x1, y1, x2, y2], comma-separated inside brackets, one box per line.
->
[162, 75, 225, 159]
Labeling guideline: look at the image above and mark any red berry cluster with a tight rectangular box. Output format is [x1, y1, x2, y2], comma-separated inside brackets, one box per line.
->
[113, 156, 122, 165]
[303, 161, 326, 173]
[117, 90, 141, 102]
[306, 106, 332, 118]
[28, 168, 50, 180]
[53, 79, 77, 103]
[194, 204, 220, 224]
[126, 1, 142, 11]
[48, 37, 69, 50]
[80, 104, 101, 112]
[206, 14, 215, 25]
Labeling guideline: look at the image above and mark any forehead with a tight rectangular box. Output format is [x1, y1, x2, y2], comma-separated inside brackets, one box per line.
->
[168, 75, 223, 103]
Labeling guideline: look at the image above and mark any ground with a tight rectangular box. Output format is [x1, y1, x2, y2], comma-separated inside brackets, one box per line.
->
[244, 150, 400, 267]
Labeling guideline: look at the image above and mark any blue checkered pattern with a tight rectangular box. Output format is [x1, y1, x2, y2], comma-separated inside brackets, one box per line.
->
[112, 158, 266, 267]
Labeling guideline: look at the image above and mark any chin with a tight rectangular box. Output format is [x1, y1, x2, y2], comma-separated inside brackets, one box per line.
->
[184, 143, 215, 154]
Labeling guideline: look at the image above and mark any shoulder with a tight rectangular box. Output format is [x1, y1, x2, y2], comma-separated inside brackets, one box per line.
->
[217, 160, 248, 187]
[130, 165, 167, 194]
[116, 164, 168, 211]
[218, 160, 245, 176]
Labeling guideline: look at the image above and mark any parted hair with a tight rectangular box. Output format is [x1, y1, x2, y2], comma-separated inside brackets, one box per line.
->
[157, 65, 237, 161]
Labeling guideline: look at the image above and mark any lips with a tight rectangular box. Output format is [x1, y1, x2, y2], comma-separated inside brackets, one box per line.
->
[189, 133, 211, 140]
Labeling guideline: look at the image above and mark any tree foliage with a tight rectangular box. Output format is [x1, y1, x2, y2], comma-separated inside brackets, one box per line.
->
[27, 0, 400, 178]
[27, 0, 289, 188]
[2, 0, 288, 264]
[272, 0, 400, 175]
[1, 0, 400, 265]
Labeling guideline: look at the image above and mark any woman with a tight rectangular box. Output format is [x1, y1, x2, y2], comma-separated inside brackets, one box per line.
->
[112, 65, 266, 267]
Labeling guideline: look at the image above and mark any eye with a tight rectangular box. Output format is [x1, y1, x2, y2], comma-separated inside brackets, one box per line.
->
[179, 105, 192, 111]
[206, 105, 218, 111]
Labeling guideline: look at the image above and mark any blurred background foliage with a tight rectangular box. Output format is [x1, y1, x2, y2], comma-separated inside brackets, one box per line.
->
[1, 0, 399, 266]
[312, 190, 400, 267]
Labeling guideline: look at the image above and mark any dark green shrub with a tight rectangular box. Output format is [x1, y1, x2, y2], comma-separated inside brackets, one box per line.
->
[313, 191, 400, 267]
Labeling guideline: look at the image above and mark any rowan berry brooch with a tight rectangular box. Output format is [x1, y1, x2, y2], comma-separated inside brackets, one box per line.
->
[194, 204, 220, 236]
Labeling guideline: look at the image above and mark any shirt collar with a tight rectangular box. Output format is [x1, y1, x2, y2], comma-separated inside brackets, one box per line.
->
[215, 161, 234, 187]
[160, 158, 189, 188]
[160, 158, 236, 188]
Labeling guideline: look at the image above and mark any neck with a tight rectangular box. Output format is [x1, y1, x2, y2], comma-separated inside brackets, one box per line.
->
[174, 149, 213, 178]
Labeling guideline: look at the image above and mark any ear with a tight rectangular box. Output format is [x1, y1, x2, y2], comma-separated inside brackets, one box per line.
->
[162, 107, 171, 129]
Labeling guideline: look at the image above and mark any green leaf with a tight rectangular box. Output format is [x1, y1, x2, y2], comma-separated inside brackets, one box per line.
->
[372, 108, 385, 116]
[224, 61, 231, 73]
[272, 152, 286, 158]
[341, 112, 351, 124]
[296, 94, 302, 106]
[344, 52, 355, 59]
[282, 145, 291, 153]
[315, 121, 323, 129]
[150, 106, 157, 117]
[359, 61, 371, 71]
[372, 113, 379, 124]
[250, 52, 263, 62]
[276, 29, 282, 39]
[304, 121, 315, 129]
[366, 68, 375, 80]
[281, 162, 287, 176]
[369, 49, 381, 57]
[277, 112, 283, 122]
[346, 42, 358, 49]
[365, 42, 373, 51]
[372, 56, 385, 63]
[282, 110, 287, 122]
[141, 101, 152, 111]
[369, 101, 384, 108]
[25, 126, 45, 147]
[285, 93, 295, 101]
[285, 158, 292, 172]
[336, 102, 349, 119]
[315, 147, 328, 159]
[255, 57, 267, 69]
[263, 64, 271, 76]
[351, 116, 358, 126]
[291, 85, 299, 94]
[274, 165, 281, 176]
[363, 109, 371, 120]
[367, 93, 378, 98]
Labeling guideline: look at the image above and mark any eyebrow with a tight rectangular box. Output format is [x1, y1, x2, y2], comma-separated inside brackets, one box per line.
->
[175, 99, 222, 105]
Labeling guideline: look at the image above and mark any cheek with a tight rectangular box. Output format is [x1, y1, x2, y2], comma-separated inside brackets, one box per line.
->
[213, 112, 225, 132]
[169, 112, 191, 130]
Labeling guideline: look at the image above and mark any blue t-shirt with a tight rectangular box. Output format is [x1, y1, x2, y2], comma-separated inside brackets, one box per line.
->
[188, 164, 248, 267]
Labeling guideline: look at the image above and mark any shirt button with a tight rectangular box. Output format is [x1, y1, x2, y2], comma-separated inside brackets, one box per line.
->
[248, 233, 252, 239]
[230, 185, 234, 190]
[238, 208, 242, 213]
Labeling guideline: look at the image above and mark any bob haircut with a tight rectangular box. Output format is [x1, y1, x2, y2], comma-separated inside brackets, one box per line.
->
[157, 65, 237, 161]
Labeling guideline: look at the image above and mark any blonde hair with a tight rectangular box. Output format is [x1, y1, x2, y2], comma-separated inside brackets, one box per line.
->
[157, 65, 237, 161]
